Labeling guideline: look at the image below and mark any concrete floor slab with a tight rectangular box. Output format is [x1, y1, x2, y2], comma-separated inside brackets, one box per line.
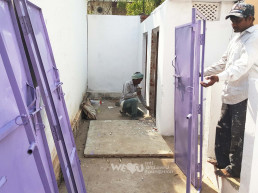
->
[84, 120, 173, 158]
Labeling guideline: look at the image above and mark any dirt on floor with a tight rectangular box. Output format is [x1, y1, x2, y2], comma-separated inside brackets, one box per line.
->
[59, 100, 218, 193]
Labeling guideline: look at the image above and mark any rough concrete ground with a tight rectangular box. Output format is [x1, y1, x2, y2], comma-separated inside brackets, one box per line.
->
[59, 100, 218, 193]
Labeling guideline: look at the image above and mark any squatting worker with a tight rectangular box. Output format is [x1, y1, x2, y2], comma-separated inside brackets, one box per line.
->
[120, 72, 151, 120]
[200, 2, 258, 178]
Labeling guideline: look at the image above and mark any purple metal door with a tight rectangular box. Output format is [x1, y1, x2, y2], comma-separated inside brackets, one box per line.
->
[14, 1, 86, 192]
[174, 8, 206, 193]
[0, 0, 58, 192]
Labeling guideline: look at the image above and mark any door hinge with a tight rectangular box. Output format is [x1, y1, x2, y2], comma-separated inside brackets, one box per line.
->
[197, 163, 201, 172]
[52, 82, 65, 100]
[200, 34, 205, 45]
[19, 16, 33, 35]
[51, 125, 59, 141]
[198, 104, 202, 114]
[56, 82, 65, 100]
[192, 24, 197, 32]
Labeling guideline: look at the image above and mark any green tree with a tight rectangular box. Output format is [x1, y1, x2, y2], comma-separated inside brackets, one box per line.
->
[117, 0, 164, 16]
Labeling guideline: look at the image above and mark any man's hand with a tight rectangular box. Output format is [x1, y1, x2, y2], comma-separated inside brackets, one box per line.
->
[137, 88, 141, 96]
[200, 75, 219, 88]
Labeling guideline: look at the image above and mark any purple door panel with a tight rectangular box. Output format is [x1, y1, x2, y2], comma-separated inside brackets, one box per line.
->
[0, 1, 58, 192]
[27, 2, 75, 160]
[174, 8, 205, 193]
[174, 22, 193, 176]
[14, 1, 86, 192]
[0, 47, 46, 193]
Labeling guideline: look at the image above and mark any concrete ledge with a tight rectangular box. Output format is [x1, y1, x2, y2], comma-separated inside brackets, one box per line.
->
[87, 91, 121, 99]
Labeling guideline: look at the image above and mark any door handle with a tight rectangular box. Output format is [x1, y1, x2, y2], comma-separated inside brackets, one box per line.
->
[186, 114, 192, 119]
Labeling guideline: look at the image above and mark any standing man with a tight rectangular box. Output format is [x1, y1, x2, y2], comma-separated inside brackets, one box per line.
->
[120, 72, 151, 119]
[201, 2, 258, 177]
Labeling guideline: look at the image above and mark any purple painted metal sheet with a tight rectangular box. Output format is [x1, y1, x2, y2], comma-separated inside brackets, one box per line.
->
[174, 22, 194, 176]
[174, 8, 205, 193]
[14, 1, 86, 192]
[0, 0, 58, 192]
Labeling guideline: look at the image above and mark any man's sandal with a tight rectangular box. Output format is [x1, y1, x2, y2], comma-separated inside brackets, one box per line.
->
[215, 169, 232, 178]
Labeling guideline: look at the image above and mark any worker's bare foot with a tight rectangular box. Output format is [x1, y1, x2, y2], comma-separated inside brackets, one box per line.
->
[119, 110, 126, 116]
[207, 158, 218, 167]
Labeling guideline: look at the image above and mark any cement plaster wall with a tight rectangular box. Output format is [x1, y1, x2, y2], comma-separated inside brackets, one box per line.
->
[88, 15, 141, 93]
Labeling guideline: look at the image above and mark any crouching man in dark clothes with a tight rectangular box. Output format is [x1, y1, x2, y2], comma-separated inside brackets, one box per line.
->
[120, 72, 151, 120]
[201, 2, 258, 177]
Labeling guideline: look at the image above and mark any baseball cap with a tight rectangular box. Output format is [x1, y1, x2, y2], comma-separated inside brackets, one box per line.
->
[225, 2, 254, 19]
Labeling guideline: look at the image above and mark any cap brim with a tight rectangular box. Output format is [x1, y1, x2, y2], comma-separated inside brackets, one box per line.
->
[225, 13, 244, 19]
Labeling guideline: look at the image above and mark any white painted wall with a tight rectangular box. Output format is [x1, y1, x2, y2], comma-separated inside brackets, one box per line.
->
[29, 0, 88, 155]
[88, 15, 141, 93]
[239, 79, 258, 193]
[139, 0, 234, 136]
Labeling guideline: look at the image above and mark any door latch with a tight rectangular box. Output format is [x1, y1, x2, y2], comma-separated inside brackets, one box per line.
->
[186, 114, 192, 119]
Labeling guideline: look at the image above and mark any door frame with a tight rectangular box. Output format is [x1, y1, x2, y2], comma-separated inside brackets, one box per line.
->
[149, 27, 159, 117]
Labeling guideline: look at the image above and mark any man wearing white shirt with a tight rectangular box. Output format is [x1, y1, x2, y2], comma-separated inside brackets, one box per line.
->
[120, 72, 151, 119]
[201, 2, 258, 177]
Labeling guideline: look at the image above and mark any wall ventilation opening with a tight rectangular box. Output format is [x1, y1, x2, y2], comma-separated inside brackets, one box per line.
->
[193, 2, 221, 21]
[97, 7, 103, 13]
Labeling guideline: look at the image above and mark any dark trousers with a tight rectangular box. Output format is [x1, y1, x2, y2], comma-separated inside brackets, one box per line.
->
[122, 98, 144, 117]
[215, 99, 247, 177]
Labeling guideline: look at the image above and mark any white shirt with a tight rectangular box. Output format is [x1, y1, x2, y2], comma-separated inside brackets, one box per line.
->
[204, 25, 258, 104]
[120, 80, 147, 107]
